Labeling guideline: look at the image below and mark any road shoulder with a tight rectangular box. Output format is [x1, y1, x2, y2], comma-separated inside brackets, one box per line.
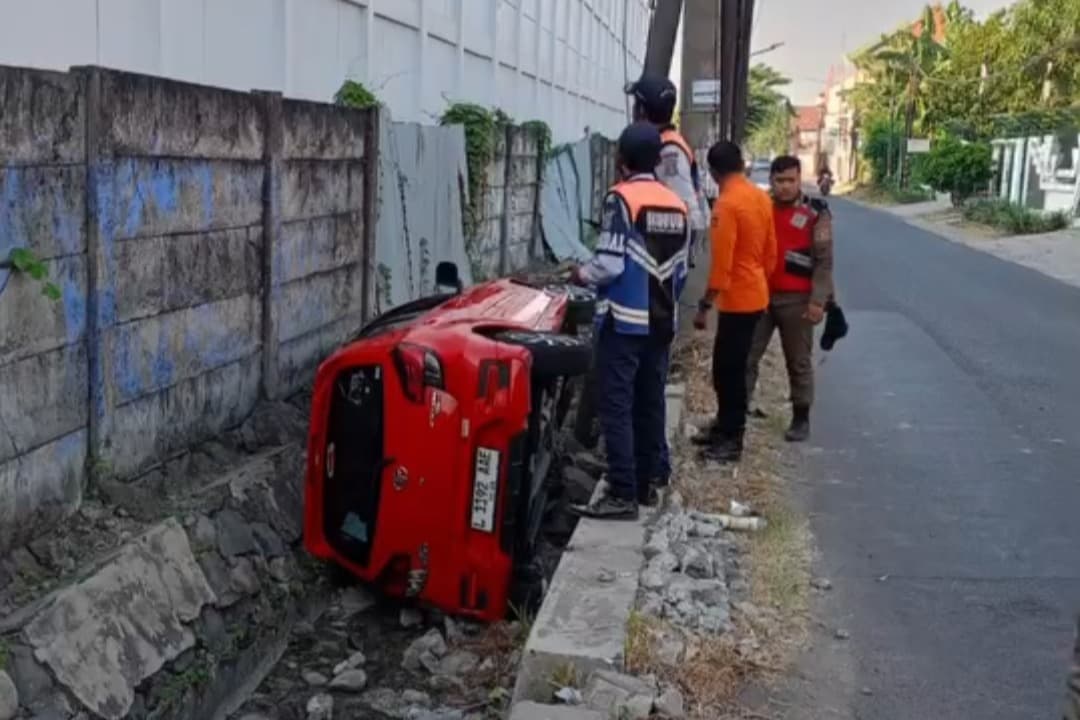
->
[843, 195, 1080, 289]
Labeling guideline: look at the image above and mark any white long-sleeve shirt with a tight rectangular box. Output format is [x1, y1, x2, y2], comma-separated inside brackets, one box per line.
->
[656, 143, 708, 232]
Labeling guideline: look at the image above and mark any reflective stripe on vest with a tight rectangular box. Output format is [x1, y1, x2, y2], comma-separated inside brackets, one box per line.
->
[600, 179, 689, 334]
[771, 203, 816, 294]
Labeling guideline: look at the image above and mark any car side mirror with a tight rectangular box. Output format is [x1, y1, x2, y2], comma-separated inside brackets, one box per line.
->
[435, 261, 463, 294]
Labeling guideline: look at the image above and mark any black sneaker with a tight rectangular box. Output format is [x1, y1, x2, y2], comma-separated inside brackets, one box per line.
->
[573, 495, 639, 521]
[750, 407, 769, 420]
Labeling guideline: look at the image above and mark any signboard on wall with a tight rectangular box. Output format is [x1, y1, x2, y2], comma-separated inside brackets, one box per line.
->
[907, 138, 931, 154]
[691, 79, 722, 108]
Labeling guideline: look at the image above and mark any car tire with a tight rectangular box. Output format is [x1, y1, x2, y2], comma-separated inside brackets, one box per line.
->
[545, 284, 596, 329]
[495, 330, 591, 379]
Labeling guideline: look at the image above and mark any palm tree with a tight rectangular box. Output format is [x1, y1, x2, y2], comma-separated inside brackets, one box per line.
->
[859, 5, 948, 184]
[746, 64, 792, 135]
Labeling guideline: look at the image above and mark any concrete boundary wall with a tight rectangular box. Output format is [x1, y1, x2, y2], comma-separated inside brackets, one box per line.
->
[0, 64, 379, 554]
[2, 61, 609, 555]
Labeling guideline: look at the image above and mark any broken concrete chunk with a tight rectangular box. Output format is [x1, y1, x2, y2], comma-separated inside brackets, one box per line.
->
[22, 519, 216, 720]
[216, 508, 257, 557]
[583, 670, 656, 713]
[402, 629, 448, 671]
[618, 693, 654, 719]
[0, 670, 17, 720]
[437, 650, 479, 676]
[7, 644, 52, 708]
[250, 522, 286, 558]
[340, 586, 378, 617]
[329, 669, 367, 692]
[306, 692, 334, 720]
[190, 514, 218, 551]
[230, 556, 261, 595]
[655, 687, 686, 718]
[509, 702, 605, 720]
[400, 607, 424, 628]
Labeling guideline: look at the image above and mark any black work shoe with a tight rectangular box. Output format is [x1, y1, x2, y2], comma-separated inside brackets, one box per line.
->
[638, 482, 661, 508]
[701, 431, 744, 464]
[691, 423, 720, 446]
[702, 442, 742, 464]
[573, 495, 639, 521]
[784, 407, 811, 443]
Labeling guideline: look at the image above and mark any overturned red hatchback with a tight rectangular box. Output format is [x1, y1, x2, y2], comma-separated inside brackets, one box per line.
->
[303, 263, 594, 622]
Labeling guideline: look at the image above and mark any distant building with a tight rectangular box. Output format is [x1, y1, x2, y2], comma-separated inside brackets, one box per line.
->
[792, 105, 824, 177]
[821, 64, 858, 185]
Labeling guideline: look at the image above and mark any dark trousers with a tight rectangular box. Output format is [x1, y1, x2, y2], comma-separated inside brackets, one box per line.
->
[712, 311, 764, 435]
[596, 325, 671, 501]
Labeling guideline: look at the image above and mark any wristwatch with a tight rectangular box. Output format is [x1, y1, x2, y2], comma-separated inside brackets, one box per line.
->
[697, 298, 712, 313]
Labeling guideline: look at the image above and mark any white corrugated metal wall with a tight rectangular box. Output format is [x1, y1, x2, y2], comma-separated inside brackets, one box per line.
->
[0, 0, 649, 142]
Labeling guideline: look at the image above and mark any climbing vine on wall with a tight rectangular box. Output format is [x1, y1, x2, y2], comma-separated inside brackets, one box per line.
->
[440, 103, 513, 242]
[521, 120, 552, 159]
[334, 80, 380, 109]
[0, 248, 61, 300]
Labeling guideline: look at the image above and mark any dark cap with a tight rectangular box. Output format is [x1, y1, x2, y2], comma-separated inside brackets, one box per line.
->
[618, 122, 663, 173]
[625, 74, 678, 122]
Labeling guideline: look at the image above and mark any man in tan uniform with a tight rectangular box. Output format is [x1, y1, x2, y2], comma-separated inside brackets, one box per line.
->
[745, 155, 834, 442]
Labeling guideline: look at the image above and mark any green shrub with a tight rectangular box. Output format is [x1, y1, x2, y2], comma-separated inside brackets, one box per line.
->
[440, 103, 514, 242]
[333, 80, 379, 109]
[963, 199, 1070, 235]
[920, 137, 993, 206]
[860, 118, 904, 183]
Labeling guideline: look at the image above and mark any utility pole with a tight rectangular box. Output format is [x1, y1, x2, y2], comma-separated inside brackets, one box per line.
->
[677, 0, 757, 149]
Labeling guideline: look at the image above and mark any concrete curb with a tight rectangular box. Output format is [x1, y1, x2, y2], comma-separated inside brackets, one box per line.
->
[510, 383, 686, 706]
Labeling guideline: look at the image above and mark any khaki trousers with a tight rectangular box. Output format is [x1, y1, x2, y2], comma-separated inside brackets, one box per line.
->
[746, 293, 814, 409]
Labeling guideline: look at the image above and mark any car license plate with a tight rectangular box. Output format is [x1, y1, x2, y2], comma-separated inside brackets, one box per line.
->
[471, 447, 501, 532]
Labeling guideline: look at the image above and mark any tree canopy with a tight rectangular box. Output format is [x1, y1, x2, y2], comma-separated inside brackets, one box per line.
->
[851, 0, 1080, 141]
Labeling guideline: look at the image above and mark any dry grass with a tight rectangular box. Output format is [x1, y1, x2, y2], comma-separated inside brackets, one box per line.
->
[662, 331, 813, 718]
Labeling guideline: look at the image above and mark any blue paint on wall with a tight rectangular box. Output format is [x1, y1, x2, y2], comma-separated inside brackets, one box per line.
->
[61, 261, 87, 344]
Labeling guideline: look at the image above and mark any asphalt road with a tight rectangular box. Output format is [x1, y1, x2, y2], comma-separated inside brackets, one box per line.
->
[757, 198, 1080, 720]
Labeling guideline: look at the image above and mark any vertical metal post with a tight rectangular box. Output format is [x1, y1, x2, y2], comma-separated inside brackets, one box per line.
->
[360, 107, 380, 321]
[258, 91, 283, 400]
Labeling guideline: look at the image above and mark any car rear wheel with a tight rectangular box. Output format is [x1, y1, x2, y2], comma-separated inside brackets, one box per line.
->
[495, 330, 591, 379]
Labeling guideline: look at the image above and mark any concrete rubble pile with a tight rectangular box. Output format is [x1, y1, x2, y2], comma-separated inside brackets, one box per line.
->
[637, 492, 750, 637]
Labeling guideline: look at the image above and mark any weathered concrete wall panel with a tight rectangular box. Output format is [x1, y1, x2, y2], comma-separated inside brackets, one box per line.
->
[0, 65, 84, 164]
[96, 70, 264, 160]
[282, 100, 367, 160]
[108, 295, 262, 406]
[87, 70, 270, 478]
[271, 98, 370, 395]
[0, 65, 89, 555]
[0, 344, 89, 461]
[278, 214, 363, 285]
[280, 160, 365, 220]
[93, 158, 263, 242]
[0, 165, 86, 258]
[0, 255, 88, 366]
[111, 228, 261, 324]
[0, 429, 86, 552]
[108, 356, 262, 476]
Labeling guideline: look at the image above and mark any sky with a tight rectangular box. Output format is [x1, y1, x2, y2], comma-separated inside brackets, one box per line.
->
[670, 0, 1012, 106]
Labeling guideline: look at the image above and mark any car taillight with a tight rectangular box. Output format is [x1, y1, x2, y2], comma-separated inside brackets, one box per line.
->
[392, 343, 444, 402]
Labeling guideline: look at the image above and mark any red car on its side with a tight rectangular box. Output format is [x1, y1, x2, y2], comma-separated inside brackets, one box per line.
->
[303, 263, 594, 622]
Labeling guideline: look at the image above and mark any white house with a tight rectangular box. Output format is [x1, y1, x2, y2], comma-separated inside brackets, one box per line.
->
[0, 0, 651, 142]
